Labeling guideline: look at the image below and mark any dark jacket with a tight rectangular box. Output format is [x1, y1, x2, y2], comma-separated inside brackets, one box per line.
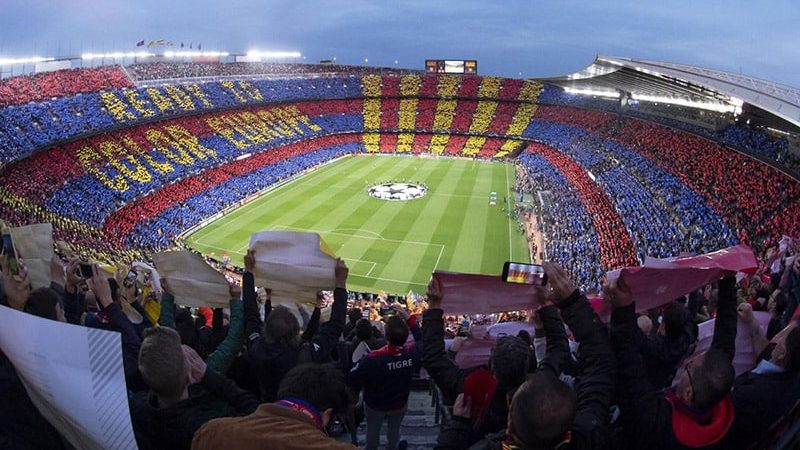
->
[129, 367, 258, 450]
[423, 307, 512, 437]
[434, 291, 615, 450]
[722, 369, 800, 449]
[642, 322, 695, 390]
[349, 316, 422, 411]
[611, 277, 738, 450]
[242, 271, 347, 402]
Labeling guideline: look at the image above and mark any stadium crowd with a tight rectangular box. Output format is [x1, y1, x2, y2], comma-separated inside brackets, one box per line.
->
[1, 231, 799, 449]
[126, 62, 417, 81]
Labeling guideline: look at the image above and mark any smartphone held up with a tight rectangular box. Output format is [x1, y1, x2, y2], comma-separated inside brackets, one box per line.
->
[501, 262, 547, 286]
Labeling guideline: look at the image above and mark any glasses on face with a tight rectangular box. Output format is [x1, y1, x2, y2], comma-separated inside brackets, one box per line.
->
[684, 361, 696, 403]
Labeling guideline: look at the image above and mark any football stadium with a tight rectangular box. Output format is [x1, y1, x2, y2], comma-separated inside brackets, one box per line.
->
[1, 3, 800, 450]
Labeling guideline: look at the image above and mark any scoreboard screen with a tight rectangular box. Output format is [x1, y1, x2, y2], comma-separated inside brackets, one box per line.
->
[425, 59, 477, 74]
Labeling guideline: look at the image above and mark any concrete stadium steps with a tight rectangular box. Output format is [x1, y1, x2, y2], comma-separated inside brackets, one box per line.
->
[335, 390, 440, 449]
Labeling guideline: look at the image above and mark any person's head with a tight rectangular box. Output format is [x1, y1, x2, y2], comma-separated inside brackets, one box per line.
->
[771, 326, 800, 372]
[348, 308, 362, 324]
[263, 305, 301, 348]
[676, 349, 734, 408]
[138, 327, 188, 400]
[661, 302, 687, 338]
[516, 330, 532, 346]
[490, 335, 531, 389]
[277, 363, 349, 428]
[355, 318, 373, 341]
[384, 315, 409, 346]
[508, 372, 577, 447]
[24, 287, 65, 322]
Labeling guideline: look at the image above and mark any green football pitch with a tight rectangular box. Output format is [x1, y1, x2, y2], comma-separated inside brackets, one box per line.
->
[184, 154, 531, 294]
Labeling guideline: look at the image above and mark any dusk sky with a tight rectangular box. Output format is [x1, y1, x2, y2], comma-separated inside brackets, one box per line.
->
[1, 0, 799, 87]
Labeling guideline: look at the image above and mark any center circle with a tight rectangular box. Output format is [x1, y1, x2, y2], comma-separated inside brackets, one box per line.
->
[367, 182, 428, 201]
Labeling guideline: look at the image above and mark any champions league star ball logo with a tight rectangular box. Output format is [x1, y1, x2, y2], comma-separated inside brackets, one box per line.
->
[367, 182, 427, 201]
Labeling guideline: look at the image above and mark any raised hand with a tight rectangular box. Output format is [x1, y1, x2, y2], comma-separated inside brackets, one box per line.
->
[452, 393, 472, 419]
[392, 303, 411, 321]
[426, 277, 443, 310]
[603, 276, 633, 309]
[542, 262, 577, 304]
[50, 255, 66, 286]
[2, 255, 30, 311]
[87, 264, 113, 308]
[335, 258, 348, 289]
[244, 249, 256, 274]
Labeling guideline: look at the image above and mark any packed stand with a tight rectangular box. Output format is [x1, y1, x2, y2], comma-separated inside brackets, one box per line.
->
[126, 62, 419, 82]
[3, 224, 800, 450]
[0, 65, 131, 107]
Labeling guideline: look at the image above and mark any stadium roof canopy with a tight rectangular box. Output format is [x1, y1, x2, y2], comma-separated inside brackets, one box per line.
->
[540, 55, 800, 129]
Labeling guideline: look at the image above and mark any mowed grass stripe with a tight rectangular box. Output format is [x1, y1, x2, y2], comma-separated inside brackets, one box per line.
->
[449, 162, 496, 273]
[406, 160, 472, 285]
[424, 160, 486, 274]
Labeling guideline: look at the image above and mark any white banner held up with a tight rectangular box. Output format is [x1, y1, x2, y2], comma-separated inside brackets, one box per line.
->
[249, 231, 337, 305]
[152, 250, 230, 308]
[0, 305, 137, 450]
[9, 222, 54, 289]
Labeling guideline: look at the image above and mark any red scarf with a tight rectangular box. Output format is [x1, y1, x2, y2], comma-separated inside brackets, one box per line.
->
[274, 398, 323, 429]
[664, 389, 734, 447]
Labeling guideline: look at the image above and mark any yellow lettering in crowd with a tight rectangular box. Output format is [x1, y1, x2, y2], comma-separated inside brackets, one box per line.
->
[77, 124, 219, 191]
[206, 106, 321, 150]
[278, 105, 322, 132]
[121, 135, 174, 175]
[146, 128, 196, 165]
[99, 140, 153, 183]
[100, 92, 137, 122]
[207, 116, 248, 149]
[123, 89, 156, 117]
[165, 85, 196, 110]
[77, 145, 129, 191]
[165, 125, 217, 159]
[238, 80, 264, 101]
[146, 88, 176, 113]
[221, 81, 248, 103]
[227, 113, 272, 144]
[256, 110, 295, 136]
[185, 84, 214, 108]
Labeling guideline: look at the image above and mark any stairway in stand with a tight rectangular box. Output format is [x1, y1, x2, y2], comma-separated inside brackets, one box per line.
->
[335, 389, 441, 449]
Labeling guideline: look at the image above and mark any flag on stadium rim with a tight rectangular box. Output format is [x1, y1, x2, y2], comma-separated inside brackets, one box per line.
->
[135, 40, 145, 47]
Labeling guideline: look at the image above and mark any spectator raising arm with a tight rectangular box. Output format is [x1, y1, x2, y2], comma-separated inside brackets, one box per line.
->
[545, 262, 616, 448]
[421, 277, 464, 404]
[308, 258, 349, 363]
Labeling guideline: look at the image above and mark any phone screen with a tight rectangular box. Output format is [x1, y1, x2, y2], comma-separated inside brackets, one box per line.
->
[80, 263, 94, 278]
[502, 262, 547, 286]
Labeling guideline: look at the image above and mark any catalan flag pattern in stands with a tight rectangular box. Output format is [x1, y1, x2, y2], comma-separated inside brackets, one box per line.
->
[429, 76, 460, 154]
[397, 75, 420, 152]
[362, 75, 382, 152]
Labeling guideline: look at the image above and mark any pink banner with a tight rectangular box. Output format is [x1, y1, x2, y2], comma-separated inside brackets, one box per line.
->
[608, 245, 757, 313]
[433, 271, 543, 315]
[455, 338, 496, 369]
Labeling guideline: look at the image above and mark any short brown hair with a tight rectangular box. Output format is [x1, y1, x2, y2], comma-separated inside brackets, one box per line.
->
[138, 327, 187, 397]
